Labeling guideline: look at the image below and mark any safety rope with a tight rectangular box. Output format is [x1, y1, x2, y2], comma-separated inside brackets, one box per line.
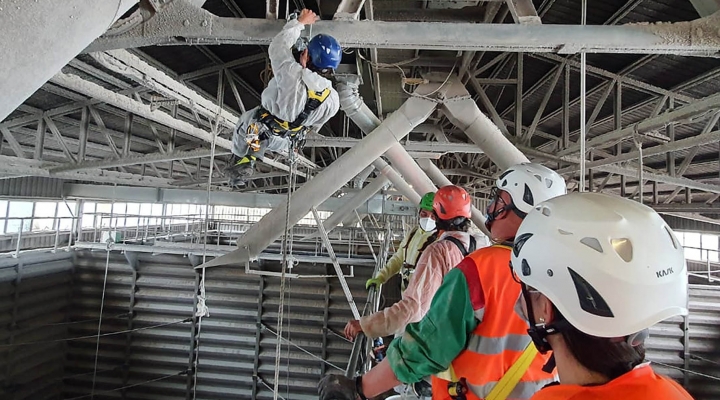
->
[90, 184, 117, 400]
[633, 128, 644, 204]
[272, 139, 299, 400]
[191, 91, 222, 400]
[90, 249, 110, 400]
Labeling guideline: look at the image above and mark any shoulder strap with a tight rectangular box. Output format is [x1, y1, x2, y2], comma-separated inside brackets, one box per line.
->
[418, 229, 439, 253]
[290, 87, 331, 128]
[402, 226, 418, 260]
[468, 236, 476, 253]
[444, 236, 470, 257]
[485, 343, 538, 400]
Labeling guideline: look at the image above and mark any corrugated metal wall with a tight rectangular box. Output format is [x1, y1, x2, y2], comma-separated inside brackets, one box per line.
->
[2, 248, 717, 400]
[645, 284, 720, 400]
[685, 285, 720, 400]
[64, 250, 370, 400]
[0, 177, 65, 199]
[0, 252, 75, 400]
[663, 215, 720, 234]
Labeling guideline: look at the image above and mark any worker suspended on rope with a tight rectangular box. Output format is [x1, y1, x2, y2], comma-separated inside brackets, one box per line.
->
[226, 8, 342, 187]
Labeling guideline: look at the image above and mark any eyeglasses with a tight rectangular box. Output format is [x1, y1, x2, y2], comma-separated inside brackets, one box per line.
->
[487, 187, 509, 215]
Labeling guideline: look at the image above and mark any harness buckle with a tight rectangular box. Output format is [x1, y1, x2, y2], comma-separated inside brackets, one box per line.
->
[447, 378, 468, 400]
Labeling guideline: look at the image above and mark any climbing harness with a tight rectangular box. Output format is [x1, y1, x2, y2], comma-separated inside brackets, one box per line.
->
[256, 87, 331, 142]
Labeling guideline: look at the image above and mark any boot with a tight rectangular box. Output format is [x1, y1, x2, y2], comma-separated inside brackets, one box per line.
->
[226, 155, 256, 187]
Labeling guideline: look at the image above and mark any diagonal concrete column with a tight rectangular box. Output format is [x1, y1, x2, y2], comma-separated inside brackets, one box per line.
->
[198, 80, 452, 268]
[0, 0, 137, 121]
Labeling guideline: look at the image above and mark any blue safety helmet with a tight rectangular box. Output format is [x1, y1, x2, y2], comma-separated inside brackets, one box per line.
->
[307, 34, 342, 70]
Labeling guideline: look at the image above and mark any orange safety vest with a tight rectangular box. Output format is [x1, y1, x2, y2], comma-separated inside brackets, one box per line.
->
[528, 364, 693, 400]
[432, 245, 556, 400]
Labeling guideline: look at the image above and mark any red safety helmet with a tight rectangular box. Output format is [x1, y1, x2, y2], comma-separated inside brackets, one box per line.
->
[433, 185, 472, 220]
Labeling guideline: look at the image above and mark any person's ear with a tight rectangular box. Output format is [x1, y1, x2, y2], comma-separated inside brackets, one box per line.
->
[535, 294, 555, 325]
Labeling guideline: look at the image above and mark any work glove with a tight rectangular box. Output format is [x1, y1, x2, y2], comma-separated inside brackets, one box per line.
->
[365, 278, 382, 290]
[318, 374, 360, 400]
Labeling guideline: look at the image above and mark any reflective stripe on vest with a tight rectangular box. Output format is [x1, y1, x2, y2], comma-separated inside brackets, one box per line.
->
[466, 333, 531, 356]
[436, 244, 555, 400]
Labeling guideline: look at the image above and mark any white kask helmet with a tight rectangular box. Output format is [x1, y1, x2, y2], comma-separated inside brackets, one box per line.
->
[511, 192, 688, 338]
[495, 163, 567, 214]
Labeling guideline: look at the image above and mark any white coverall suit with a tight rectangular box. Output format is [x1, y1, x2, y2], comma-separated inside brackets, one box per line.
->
[231, 19, 340, 161]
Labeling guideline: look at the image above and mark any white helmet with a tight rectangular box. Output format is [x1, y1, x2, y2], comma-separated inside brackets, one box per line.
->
[511, 192, 688, 338]
[495, 163, 566, 214]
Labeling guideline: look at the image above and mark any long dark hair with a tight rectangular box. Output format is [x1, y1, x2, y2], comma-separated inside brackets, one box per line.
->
[555, 307, 645, 380]
[435, 217, 471, 232]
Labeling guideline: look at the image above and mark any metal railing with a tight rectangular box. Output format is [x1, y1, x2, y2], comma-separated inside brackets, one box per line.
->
[684, 246, 720, 283]
[345, 222, 393, 378]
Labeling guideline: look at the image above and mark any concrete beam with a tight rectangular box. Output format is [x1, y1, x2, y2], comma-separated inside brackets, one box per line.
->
[85, 0, 720, 56]
[334, 0, 366, 20]
[558, 92, 720, 156]
[652, 203, 720, 213]
[0, 155, 174, 188]
[49, 149, 232, 173]
[63, 183, 416, 216]
[558, 129, 720, 174]
[304, 134, 485, 154]
[0, 0, 137, 121]
[49, 72, 309, 178]
[505, 0, 542, 24]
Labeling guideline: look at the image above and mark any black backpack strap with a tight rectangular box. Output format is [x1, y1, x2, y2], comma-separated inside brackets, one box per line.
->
[468, 236, 476, 253]
[444, 236, 470, 257]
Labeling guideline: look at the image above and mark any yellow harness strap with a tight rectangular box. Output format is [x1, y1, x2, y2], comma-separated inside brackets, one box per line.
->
[485, 343, 538, 400]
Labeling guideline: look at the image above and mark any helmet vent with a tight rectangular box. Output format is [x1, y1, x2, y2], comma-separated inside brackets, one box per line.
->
[498, 169, 513, 180]
[540, 206, 552, 217]
[545, 178, 554, 188]
[521, 259, 532, 276]
[513, 233, 533, 257]
[558, 229, 573, 235]
[611, 238, 633, 262]
[665, 226, 679, 250]
[522, 184, 534, 206]
[580, 237, 603, 253]
[568, 267, 614, 318]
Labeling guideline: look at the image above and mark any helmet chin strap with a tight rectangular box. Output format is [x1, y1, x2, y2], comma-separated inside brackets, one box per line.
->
[521, 284, 566, 373]
[485, 188, 526, 232]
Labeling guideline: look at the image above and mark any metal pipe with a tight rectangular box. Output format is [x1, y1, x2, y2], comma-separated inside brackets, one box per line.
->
[86, 1, 720, 57]
[579, 0, 588, 192]
[198, 86, 440, 268]
[417, 159, 491, 236]
[373, 159, 421, 205]
[314, 175, 390, 236]
[0, 0, 138, 121]
[441, 92, 529, 171]
[337, 81, 437, 194]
